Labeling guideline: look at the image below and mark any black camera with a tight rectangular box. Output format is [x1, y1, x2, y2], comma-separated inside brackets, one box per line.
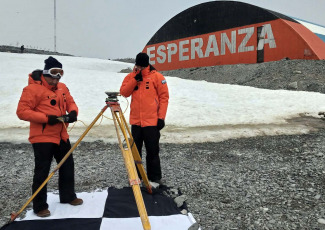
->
[105, 91, 120, 97]
[105, 91, 120, 102]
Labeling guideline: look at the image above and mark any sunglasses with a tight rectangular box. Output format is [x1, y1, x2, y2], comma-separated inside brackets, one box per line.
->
[43, 68, 64, 79]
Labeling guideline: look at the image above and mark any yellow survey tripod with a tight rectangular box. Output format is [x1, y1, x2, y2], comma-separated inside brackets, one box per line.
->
[9, 92, 152, 230]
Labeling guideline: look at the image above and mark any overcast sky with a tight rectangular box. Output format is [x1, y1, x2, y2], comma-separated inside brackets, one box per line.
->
[0, 0, 324, 59]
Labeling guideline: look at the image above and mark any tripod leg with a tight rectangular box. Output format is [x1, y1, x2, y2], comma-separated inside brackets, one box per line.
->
[110, 108, 151, 230]
[129, 138, 152, 194]
[112, 111, 152, 192]
[119, 114, 152, 193]
[123, 148, 151, 230]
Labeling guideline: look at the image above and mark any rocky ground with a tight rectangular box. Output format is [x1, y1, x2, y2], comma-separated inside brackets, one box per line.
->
[1, 59, 325, 229]
[162, 59, 325, 94]
[1, 128, 325, 229]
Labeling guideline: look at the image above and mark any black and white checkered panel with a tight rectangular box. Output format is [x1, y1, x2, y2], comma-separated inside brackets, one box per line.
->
[1, 187, 197, 230]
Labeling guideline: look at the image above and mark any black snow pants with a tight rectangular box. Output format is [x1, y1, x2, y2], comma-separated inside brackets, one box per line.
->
[131, 125, 162, 182]
[32, 139, 76, 213]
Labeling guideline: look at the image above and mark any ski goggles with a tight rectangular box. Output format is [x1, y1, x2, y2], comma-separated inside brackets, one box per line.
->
[43, 68, 64, 79]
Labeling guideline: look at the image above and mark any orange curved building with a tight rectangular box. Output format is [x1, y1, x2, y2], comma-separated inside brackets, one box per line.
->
[143, 1, 325, 71]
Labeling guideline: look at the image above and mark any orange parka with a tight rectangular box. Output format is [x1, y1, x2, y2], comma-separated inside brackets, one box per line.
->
[16, 71, 78, 144]
[120, 65, 169, 127]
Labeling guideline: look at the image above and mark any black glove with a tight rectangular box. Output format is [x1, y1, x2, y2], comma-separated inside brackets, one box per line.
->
[61, 110, 77, 123]
[157, 119, 165, 130]
[134, 72, 143, 82]
[48, 115, 60, 125]
[68, 110, 77, 122]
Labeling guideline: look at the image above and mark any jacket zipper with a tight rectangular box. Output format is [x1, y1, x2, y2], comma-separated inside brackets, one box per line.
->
[56, 91, 64, 138]
[139, 82, 142, 127]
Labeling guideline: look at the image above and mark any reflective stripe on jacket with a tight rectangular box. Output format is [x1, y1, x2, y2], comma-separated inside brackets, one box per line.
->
[16, 72, 78, 144]
[120, 65, 169, 127]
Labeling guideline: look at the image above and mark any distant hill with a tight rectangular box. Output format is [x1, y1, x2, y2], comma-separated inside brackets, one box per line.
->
[0, 45, 72, 56]
[113, 58, 135, 64]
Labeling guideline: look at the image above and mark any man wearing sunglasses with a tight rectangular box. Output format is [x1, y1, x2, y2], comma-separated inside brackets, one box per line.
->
[16, 56, 83, 217]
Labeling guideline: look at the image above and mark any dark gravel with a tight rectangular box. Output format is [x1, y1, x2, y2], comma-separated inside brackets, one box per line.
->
[1, 129, 325, 229]
[162, 59, 325, 94]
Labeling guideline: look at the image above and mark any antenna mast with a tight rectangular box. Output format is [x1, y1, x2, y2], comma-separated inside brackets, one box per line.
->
[54, 0, 57, 52]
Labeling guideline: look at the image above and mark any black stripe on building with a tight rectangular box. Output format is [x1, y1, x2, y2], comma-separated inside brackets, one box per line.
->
[147, 1, 298, 45]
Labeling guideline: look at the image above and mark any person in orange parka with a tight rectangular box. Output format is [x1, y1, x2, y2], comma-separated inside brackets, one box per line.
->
[16, 56, 83, 218]
[120, 52, 169, 185]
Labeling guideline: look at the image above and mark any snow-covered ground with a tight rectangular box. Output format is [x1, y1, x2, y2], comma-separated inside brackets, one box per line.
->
[1, 52, 325, 143]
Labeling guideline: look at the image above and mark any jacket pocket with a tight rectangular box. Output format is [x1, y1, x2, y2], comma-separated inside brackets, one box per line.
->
[30, 123, 43, 138]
